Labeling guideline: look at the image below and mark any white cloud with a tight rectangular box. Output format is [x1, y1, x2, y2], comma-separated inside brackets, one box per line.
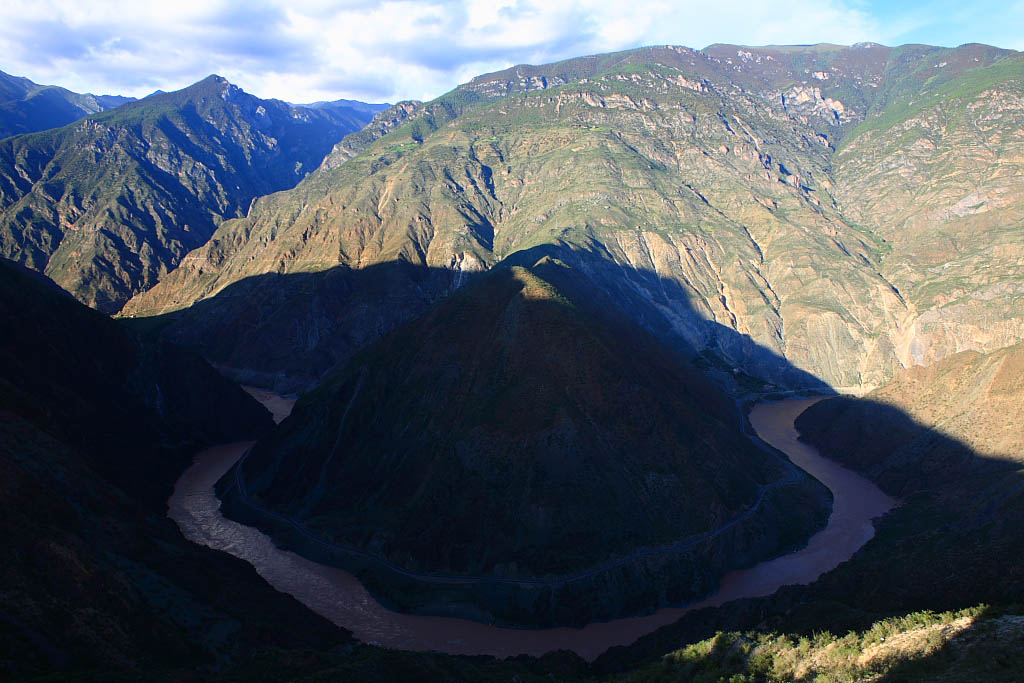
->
[0, 0, 1011, 105]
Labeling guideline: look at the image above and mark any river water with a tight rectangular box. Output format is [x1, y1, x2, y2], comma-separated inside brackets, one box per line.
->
[168, 394, 895, 661]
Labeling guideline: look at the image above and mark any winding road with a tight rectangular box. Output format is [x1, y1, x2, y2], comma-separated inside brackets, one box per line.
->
[168, 393, 895, 661]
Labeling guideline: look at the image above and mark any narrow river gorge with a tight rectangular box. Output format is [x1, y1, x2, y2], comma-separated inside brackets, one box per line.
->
[168, 393, 896, 661]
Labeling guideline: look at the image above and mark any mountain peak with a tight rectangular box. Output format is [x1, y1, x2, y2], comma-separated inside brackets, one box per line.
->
[0, 70, 382, 311]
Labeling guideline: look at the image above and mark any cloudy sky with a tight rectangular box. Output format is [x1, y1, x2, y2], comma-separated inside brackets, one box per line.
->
[1, 0, 1021, 104]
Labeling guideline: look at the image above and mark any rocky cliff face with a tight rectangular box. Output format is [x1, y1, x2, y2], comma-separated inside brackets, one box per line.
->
[836, 51, 1024, 372]
[123, 44, 1024, 394]
[0, 76, 380, 312]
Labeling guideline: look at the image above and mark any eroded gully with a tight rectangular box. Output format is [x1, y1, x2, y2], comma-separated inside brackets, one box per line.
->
[168, 393, 895, 662]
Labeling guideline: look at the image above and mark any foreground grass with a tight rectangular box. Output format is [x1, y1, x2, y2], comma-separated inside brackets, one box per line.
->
[619, 605, 1024, 683]
[15, 605, 1024, 681]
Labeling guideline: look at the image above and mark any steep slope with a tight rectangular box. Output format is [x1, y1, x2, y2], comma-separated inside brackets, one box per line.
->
[835, 49, 1024, 368]
[0, 75, 380, 312]
[0, 256, 273, 498]
[782, 344, 1024, 637]
[0, 68, 133, 139]
[0, 257, 349, 676]
[615, 606, 1024, 683]
[125, 43, 1024, 395]
[218, 258, 830, 625]
[796, 341, 1024, 491]
[126, 44, 952, 393]
[862, 342, 1023, 460]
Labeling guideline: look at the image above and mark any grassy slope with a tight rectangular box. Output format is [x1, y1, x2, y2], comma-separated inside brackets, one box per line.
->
[615, 605, 1024, 683]
[126, 45, 924, 393]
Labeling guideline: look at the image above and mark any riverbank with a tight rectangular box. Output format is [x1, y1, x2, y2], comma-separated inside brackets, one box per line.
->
[169, 395, 895, 661]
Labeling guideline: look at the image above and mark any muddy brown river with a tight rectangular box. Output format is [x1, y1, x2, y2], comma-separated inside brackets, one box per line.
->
[168, 394, 895, 661]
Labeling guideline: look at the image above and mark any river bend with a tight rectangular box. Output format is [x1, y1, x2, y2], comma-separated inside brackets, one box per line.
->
[168, 394, 895, 661]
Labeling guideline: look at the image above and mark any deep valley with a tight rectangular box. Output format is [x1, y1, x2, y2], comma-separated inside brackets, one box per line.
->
[1, 32, 1023, 683]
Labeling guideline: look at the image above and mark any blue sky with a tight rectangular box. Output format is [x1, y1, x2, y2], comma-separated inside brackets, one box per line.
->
[860, 0, 1024, 50]
[0, 0, 1020, 104]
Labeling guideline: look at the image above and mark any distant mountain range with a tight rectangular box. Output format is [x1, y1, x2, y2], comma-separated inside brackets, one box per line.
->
[0, 73, 387, 311]
[0, 69, 135, 139]
[295, 98, 391, 116]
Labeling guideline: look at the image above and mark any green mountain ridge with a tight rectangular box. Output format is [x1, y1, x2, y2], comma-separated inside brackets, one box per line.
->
[0, 68, 134, 140]
[0, 75, 382, 312]
[124, 42, 1024, 395]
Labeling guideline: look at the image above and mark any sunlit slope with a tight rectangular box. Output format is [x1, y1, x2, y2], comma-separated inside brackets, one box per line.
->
[836, 51, 1024, 369]
[0, 76, 377, 311]
[127, 44, 1018, 392]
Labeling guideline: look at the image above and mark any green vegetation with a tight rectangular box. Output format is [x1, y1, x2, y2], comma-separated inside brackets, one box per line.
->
[840, 53, 1024, 147]
[0, 75, 378, 311]
[617, 605, 1024, 683]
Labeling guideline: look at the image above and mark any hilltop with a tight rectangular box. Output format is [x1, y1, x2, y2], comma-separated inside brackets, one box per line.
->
[219, 257, 830, 624]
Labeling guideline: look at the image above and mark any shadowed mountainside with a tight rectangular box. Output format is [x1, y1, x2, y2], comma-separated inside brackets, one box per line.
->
[0, 257, 349, 676]
[215, 253, 831, 626]
[124, 259, 464, 392]
[798, 342, 1024, 476]
[207, 386, 1024, 681]
[123, 242, 835, 395]
[6, 255, 1024, 679]
[0, 75, 381, 312]
[584, 381, 1024, 679]
[0, 257, 273, 496]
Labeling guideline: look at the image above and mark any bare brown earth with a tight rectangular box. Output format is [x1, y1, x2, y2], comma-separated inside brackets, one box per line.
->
[169, 396, 894, 662]
[862, 342, 1024, 459]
